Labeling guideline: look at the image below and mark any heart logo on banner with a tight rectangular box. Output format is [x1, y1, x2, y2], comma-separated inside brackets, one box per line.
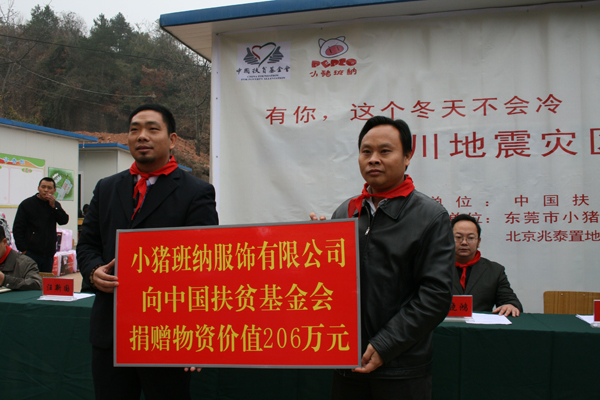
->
[251, 42, 277, 67]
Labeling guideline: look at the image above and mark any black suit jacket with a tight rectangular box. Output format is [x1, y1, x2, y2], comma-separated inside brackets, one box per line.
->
[451, 257, 523, 313]
[77, 168, 218, 348]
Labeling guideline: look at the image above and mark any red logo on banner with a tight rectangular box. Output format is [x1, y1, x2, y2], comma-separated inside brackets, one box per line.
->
[448, 295, 473, 318]
[115, 220, 360, 368]
[42, 277, 74, 296]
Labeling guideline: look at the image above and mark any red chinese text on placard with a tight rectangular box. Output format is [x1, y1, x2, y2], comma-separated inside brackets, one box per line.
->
[115, 220, 360, 368]
[42, 277, 74, 296]
[448, 295, 473, 318]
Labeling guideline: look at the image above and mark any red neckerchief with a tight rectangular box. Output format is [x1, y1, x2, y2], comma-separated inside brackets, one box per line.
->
[347, 175, 415, 218]
[455, 250, 481, 290]
[129, 156, 178, 220]
[0, 246, 11, 265]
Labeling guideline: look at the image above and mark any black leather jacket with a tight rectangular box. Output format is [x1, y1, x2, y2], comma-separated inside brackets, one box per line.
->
[332, 189, 454, 378]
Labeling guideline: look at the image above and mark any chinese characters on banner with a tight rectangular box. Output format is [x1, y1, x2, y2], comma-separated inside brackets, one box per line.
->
[264, 97, 600, 160]
[442, 193, 599, 244]
[266, 95, 565, 125]
[216, 6, 600, 313]
[115, 220, 359, 368]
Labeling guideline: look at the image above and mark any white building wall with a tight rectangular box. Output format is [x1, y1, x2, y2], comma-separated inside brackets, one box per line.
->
[79, 148, 134, 206]
[117, 150, 134, 174]
[79, 150, 116, 207]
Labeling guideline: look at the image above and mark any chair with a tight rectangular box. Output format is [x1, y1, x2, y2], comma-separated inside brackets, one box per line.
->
[543, 291, 600, 314]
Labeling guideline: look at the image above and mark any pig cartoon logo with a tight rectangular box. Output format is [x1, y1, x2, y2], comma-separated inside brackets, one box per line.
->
[318, 37, 349, 58]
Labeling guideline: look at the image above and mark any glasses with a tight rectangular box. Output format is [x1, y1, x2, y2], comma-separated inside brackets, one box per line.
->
[454, 236, 478, 244]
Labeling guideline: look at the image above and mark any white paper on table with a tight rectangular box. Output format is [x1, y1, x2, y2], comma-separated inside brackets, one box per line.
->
[576, 315, 600, 327]
[38, 293, 95, 302]
[466, 313, 512, 325]
[576, 315, 593, 323]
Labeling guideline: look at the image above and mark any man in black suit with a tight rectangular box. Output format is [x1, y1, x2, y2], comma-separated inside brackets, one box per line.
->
[77, 104, 218, 399]
[451, 214, 523, 317]
[13, 177, 69, 272]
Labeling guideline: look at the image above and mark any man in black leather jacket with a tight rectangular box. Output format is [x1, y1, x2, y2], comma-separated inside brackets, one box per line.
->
[313, 116, 454, 400]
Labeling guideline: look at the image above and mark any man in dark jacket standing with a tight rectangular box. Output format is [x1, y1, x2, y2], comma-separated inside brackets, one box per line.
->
[77, 104, 218, 400]
[312, 116, 454, 400]
[13, 177, 69, 272]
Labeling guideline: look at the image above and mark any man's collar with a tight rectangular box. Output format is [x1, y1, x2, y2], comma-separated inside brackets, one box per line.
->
[365, 197, 388, 214]
[134, 175, 159, 185]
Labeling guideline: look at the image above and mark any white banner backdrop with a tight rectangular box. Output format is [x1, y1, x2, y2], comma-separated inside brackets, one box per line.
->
[212, 3, 600, 312]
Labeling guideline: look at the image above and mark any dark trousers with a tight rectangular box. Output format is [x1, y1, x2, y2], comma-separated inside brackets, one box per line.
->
[92, 346, 192, 400]
[331, 370, 432, 400]
[24, 251, 54, 273]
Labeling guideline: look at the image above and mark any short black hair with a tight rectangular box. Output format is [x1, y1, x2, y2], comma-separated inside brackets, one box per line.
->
[128, 104, 176, 134]
[357, 116, 412, 157]
[451, 214, 481, 237]
[0, 227, 6, 241]
[39, 177, 56, 189]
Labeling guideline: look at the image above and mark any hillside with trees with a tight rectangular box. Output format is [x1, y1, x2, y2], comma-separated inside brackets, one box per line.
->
[0, 3, 211, 176]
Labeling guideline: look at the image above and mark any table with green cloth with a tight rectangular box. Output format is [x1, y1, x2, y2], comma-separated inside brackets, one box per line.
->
[1, 291, 599, 400]
[434, 313, 600, 400]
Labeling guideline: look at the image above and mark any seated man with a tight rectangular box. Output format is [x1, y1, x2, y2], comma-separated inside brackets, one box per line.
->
[0, 228, 42, 290]
[451, 214, 523, 316]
